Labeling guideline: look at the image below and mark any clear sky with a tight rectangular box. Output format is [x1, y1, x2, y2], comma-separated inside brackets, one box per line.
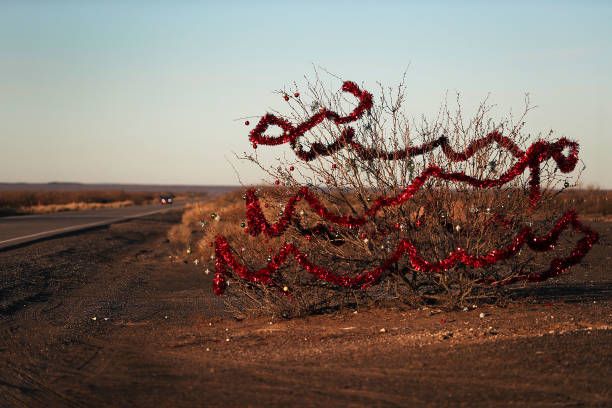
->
[1, 1, 610, 187]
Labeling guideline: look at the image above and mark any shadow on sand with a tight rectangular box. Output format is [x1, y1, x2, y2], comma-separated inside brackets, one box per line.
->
[509, 281, 612, 303]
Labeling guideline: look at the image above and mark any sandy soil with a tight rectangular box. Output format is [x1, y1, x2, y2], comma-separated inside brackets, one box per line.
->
[0, 211, 610, 407]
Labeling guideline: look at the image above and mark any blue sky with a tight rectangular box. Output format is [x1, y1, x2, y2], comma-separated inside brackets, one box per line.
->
[1, 1, 610, 187]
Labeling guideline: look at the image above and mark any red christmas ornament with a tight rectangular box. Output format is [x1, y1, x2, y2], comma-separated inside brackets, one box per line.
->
[332, 163, 337, 169]
[283, 94, 290, 102]
[244, 120, 250, 126]
[274, 179, 280, 185]
[289, 166, 295, 171]
[294, 92, 300, 97]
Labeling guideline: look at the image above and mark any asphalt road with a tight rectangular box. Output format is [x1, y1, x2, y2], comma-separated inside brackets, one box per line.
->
[0, 202, 184, 250]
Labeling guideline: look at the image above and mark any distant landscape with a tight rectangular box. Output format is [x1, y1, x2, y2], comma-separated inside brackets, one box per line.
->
[0, 183, 241, 216]
[0, 182, 240, 194]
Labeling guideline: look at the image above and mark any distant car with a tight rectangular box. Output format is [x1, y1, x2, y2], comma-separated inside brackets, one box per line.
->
[159, 193, 175, 205]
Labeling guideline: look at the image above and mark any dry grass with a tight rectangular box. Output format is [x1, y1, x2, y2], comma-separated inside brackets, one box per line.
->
[557, 188, 612, 219]
[26, 200, 136, 214]
[0, 190, 156, 216]
[168, 190, 251, 251]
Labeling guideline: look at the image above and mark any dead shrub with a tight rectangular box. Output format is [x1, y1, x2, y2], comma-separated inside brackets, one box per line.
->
[175, 72, 595, 318]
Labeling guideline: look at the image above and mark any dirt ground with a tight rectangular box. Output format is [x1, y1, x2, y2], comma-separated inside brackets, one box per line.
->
[0, 210, 610, 407]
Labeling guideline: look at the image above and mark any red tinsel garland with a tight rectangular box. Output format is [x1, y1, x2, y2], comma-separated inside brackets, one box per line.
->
[213, 210, 598, 295]
[248, 83, 578, 211]
[210, 79, 596, 296]
[248, 81, 573, 167]
[249, 81, 373, 149]
[243, 136, 578, 238]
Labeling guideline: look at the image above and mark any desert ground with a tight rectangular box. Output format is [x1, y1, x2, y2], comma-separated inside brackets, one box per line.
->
[0, 209, 610, 407]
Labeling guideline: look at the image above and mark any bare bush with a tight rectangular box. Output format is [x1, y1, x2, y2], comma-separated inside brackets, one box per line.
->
[179, 72, 594, 318]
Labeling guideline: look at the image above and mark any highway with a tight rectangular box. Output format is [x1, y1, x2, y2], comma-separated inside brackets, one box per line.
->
[0, 202, 184, 250]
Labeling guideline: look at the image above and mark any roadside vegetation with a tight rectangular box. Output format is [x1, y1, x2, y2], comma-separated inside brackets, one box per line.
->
[169, 73, 606, 319]
[170, 187, 608, 317]
[0, 190, 156, 216]
[557, 188, 612, 218]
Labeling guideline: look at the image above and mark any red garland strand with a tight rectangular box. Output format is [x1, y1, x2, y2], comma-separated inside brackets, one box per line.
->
[243, 137, 578, 238]
[212, 79, 596, 296]
[213, 210, 598, 295]
[248, 81, 569, 166]
[248, 81, 578, 209]
[249, 81, 373, 149]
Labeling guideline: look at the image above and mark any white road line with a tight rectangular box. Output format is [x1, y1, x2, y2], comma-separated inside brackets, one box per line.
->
[0, 208, 169, 246]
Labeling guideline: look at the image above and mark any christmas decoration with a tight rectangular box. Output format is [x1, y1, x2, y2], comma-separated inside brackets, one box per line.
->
[212, 210, 597, 294]
[212, 79, 598, 297]
[249, 82, 578, 207]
